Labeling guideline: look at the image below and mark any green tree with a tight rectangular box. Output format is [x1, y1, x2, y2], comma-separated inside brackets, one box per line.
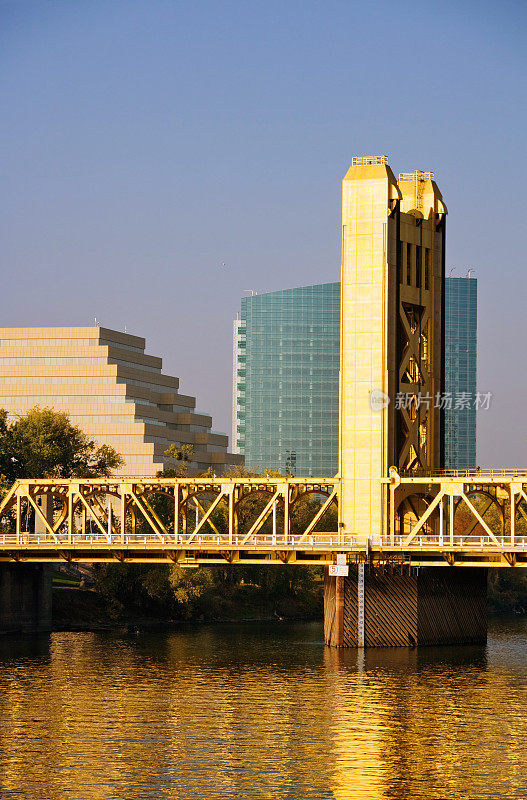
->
[0, 406, 123, 482]
[169, 565, 214, 617]
[163, 443, 194, 477]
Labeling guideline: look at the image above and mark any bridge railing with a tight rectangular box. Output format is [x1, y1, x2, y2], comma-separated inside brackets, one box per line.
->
[399, 468, 527, 479]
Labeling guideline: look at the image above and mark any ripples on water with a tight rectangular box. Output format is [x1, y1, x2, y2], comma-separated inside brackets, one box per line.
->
[0, 617, 526, 799]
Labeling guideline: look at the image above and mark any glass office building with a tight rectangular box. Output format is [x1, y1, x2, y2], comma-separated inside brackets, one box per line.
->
[233, 277, 477, 476]
[444, 277, 478, 468]
[233, 284, 340, 476]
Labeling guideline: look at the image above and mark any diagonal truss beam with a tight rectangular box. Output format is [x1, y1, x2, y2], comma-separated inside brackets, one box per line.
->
[399, 301, 431, 386]
[461, 492, 501, 545]
[403, 490, 444, 545]
[91, 493, 119, 538]
[460, 498, 494, 538]
[240, 490, 282, 545]
[27, 494, 60, 542]
[0, 483, 19, 517]
[76, 491, 112, 540]
[185, 491, 225, 543]
[295, 490, 338, 544]
[129, 490, 168, 541]
[192, 495, 223, 540]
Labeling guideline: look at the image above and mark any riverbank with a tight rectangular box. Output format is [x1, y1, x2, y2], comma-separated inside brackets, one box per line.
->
[488, 569, 527, 614]
[52, 585, 323, 631]
[51, 562, 325, 631]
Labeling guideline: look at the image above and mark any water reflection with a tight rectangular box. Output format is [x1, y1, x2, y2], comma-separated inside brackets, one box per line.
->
[0, 619, 525, 798]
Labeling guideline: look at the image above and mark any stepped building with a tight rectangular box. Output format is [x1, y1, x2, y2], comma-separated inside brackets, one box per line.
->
[0, 326, 242, 476]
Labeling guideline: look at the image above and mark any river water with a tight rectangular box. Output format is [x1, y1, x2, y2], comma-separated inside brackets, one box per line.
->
[0, 617, 526, 799]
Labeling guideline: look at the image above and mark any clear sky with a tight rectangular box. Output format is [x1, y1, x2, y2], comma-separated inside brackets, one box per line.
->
[2, 0, 526, 465]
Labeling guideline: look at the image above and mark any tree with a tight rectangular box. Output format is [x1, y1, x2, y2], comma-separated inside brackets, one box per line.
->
[0, 406, 123, 482]
[163, 443, 194, 477]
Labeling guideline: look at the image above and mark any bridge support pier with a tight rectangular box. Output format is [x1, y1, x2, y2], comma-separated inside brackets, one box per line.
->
[0, 493, 53, 634]
[324, 566, 487, 647]
[0, 564, 52, 634]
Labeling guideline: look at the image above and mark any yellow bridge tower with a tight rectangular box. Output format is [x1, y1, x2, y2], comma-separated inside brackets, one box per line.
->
[339, 156, 446, 539]
[326, 156, 487, 647]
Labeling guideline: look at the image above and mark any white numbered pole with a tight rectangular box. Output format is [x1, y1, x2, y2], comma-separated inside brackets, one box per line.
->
[107, 499, 112, 542]
[357, 563, 365, 648]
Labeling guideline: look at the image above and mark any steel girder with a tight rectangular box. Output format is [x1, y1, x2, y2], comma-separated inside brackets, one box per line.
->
[0, 477, 339, 565]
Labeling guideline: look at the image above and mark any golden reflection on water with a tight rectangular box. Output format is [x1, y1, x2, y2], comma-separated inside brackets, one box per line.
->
[0, 619, 526, 799]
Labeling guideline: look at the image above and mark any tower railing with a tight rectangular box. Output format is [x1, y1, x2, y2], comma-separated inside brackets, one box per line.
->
[398, 170, 435, 181]
[350, 155, 389, 166]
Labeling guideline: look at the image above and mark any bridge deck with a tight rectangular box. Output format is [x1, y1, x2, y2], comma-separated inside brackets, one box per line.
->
[0, 473, 527, 566]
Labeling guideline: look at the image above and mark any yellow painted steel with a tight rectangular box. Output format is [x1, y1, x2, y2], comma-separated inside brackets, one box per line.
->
[0, 472, 527, 567]
[0, 477, 341, 565]
[385, 468, 527, 561]
[339, 156, 446, 542]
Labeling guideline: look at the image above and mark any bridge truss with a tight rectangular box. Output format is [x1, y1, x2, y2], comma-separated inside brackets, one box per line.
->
[0, 477, 339, 565]
[387, 468, 527, 566]
[1, 471, 527, 567]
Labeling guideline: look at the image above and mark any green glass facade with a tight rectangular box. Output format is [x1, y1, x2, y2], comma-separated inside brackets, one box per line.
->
[444, 277, 478, 469]
[233, 277, 476, 476]
[233, 284, 340, 476]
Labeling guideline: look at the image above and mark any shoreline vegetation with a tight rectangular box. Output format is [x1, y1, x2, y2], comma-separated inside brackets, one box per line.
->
[52, 564, 325, 631]
[488, 569, 527, 614]
[0, 407, 333, 633]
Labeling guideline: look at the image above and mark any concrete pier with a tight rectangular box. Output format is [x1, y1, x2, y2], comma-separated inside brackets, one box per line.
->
[0, 564, 52, 633]
[324, 566, 487, 647]
[0, 493, 53, 634]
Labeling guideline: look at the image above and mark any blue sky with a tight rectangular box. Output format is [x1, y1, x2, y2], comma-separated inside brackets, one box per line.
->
[2, 0, 526, 463]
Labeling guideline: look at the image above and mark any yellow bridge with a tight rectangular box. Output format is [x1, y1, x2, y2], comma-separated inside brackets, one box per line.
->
[0, 158, 518, 646]
[1, 470, 527, 568]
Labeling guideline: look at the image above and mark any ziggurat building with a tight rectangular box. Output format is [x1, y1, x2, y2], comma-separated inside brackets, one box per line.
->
[0, 326, 243, 476]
